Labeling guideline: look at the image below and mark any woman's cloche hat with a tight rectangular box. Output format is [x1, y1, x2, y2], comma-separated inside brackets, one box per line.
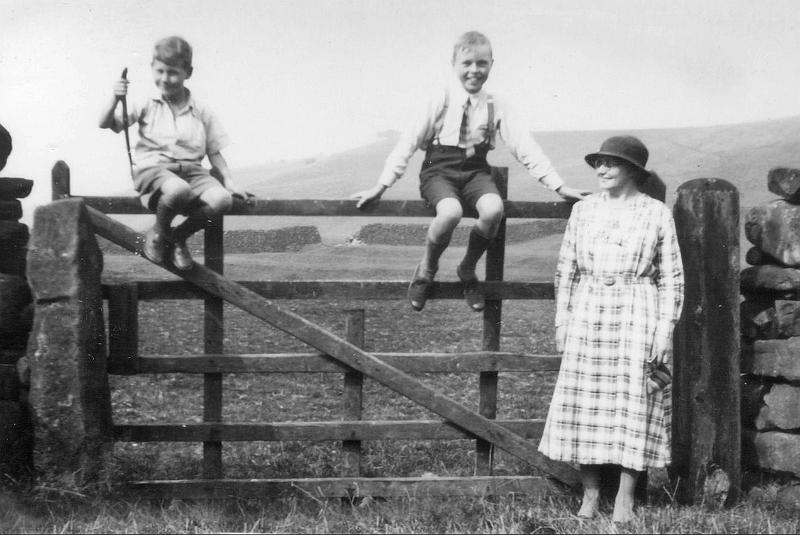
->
[584, 135, 649, 172]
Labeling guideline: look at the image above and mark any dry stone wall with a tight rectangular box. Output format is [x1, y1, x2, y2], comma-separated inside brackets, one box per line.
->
[0, 176, 34, 482]
[741, 166, 800, 507]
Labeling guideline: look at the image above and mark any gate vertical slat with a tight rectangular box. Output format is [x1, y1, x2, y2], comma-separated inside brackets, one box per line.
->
[342, 309, 365, 477]
[476, 168, 508, 475]
[108, 283, 139, 375]
[203, 215, 224, 478]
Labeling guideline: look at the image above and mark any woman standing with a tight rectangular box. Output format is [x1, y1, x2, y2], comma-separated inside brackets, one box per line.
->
[538, 136, 684, 522]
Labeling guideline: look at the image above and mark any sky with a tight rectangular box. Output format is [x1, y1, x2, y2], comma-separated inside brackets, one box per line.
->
[2, 0, 800, 220]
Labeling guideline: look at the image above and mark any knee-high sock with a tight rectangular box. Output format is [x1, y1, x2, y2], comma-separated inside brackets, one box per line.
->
[154, 198, 180, 235]
[459, 227, 492, 277]
[420, 236, 450, 277]
[172, 200, 212, 242]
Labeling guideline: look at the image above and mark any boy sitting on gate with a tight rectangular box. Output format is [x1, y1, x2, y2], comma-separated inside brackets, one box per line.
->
[99, 35, 249, 270]
[352, 31, 588, 312]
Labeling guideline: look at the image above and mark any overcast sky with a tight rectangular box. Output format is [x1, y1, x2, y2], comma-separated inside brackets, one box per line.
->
[3, 0, 800, 216]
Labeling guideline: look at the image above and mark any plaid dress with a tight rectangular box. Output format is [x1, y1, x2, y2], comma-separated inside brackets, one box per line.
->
[538, 192, 684, 470]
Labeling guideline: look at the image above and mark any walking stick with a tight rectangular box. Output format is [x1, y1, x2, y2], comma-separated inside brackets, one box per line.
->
[119, 67, 135, 180]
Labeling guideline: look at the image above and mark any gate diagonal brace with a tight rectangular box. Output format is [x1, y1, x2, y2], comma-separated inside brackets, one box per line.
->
[86, 204, 579, 488]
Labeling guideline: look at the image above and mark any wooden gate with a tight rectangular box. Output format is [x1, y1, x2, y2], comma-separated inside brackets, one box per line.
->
[52, 161, 578, 499]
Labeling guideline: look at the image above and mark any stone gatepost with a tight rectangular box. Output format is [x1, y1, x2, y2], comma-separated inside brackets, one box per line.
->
[24, 198, 112, 489]
[0, 176, 34, 482]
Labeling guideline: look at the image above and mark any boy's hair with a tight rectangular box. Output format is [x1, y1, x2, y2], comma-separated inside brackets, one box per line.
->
[152, 36, 193, 69]
[0, 123, 11, 171]
[452, 31, 492, 62]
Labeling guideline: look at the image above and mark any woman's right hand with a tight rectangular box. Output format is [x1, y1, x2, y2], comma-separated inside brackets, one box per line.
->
[555, 325, 567, 353]
[112, 78, 129, 100]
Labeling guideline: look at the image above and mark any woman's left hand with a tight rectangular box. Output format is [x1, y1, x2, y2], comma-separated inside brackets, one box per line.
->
[650, 334, 672, 366]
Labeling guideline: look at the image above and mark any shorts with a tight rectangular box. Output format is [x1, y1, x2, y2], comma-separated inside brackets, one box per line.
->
[419, 145, 500, 209]
[134, 162, 224, 211]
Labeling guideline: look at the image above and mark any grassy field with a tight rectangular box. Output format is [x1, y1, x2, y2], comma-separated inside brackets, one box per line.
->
[2, 235, 799, 533]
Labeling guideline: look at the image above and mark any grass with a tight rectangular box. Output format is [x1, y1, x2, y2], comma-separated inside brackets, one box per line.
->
[3, 240, 799, 533]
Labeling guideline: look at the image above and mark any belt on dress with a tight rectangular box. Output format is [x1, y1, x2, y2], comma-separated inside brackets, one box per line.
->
[580, 274, 653, 287]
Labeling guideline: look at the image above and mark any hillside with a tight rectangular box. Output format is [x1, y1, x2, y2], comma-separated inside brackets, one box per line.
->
[233, 116, 800, 207]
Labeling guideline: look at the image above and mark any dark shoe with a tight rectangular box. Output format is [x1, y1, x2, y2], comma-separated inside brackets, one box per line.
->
[457, 263, 484, 312]
[142, 227, 169, 264]
[172, 239, 194, 271]
[408, 263, 434, 311]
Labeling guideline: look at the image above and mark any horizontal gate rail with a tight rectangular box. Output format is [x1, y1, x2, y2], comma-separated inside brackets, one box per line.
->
[102, 280, 556, 301]
[127, 476, 560, 500]
[81, 195, 572, 219]
[113, 419, 545, 442]
[116, 352, 561, 375]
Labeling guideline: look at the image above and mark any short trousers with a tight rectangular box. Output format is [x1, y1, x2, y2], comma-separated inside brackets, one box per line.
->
[419, 145, 500, 209]
[134, 162, 224, 211]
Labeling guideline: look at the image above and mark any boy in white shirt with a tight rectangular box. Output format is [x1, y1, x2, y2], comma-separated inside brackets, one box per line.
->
[353, 31, 587, 312]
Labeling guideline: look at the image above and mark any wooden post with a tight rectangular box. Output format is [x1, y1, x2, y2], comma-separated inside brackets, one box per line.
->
[672, 178, 741, 505]
[203, 215, 224, 478]
[342, 309, 365, 479]
[476, 167, 508, 476]
[51, 160, 71, 200]
[107, 283, 139, 375]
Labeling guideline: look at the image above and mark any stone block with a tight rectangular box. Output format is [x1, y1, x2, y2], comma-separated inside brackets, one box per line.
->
[768, 167, 800, 202]
[745, 201, 800, 266]
[0, 399, 33, 478]
[741, 265, 800, 293]
[25, 199, 111, 488]
[747, 338, 800, 380]
[741, 299, 800, 339]
[27, 199, 103, 302]
[745, 247, 779, 267]
[0, 364, 19, 400]
[743, 382, 800, 430]
[0, 273, 31, 338]
[0, 178, 33, 200]
[778, 483, 800, 511]
[0, 200, 22, 221]
[743, 429, 800, 477]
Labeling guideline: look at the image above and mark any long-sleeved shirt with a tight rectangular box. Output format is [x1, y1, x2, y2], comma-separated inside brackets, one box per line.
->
[378, 81, 564, 191]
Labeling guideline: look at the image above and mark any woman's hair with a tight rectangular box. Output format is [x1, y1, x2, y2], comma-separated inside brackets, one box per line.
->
[152, 36, 193, 70]
[636, 169, 666, 202]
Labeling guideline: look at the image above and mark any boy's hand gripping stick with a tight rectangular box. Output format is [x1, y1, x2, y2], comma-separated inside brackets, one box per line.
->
[119, 68, 134, 180]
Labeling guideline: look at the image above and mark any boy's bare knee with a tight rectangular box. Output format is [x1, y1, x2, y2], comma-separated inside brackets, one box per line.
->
[159, 179, 193, 208]
[199, 187, 233, 216]
[435, 198, 463, 225]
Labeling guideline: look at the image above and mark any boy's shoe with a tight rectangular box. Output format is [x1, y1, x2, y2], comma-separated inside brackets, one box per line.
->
[457, 264, 484, 312]
[142, 227, 169, 264]
[172, 239, 194, 271]
[408, 263, 434, 311]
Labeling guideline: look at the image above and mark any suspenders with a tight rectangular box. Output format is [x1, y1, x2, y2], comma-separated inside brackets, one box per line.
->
[425, 91, 495, 150]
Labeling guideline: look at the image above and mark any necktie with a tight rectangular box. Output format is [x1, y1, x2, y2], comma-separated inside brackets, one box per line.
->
[459, 99, 473, 157]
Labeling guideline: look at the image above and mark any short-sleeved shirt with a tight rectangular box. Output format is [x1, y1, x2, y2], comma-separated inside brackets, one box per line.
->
[111, 89, 229, 169]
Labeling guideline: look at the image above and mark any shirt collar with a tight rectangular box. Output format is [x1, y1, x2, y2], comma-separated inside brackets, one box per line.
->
[153, 88, 196, 114]
[449, 80, 486, 107]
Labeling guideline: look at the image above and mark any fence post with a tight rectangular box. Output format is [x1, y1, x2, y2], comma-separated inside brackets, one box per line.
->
[672, 178, 741, 505]
[51, 160, 71, 200]
[476, 167, 508, 476]
[342, 309, 365, 479]
[203, 215, 224, 478]
[26, 194, 112, 488]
